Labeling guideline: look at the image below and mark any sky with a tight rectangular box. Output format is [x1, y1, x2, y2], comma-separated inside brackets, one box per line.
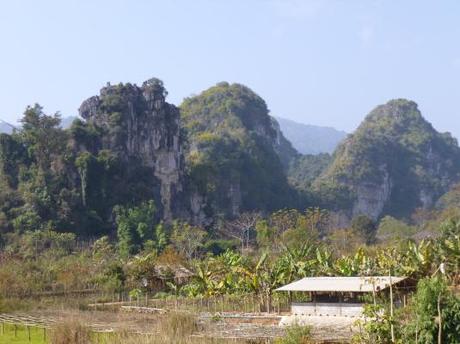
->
[0, 0, 459, 139]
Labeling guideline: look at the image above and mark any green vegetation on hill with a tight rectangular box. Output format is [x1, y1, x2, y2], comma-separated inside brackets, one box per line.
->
[0, 81, 459, 249]
[315, 99, 460, 218]
[287, 153, 331, 190]
[1, 79, 460, 344]
[437, 183, 460, 210]
[180, 82, 297, 216]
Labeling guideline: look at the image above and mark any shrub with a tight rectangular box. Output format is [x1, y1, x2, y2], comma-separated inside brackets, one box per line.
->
[276, 325, 312, 344]
[50, 319, 91, 344]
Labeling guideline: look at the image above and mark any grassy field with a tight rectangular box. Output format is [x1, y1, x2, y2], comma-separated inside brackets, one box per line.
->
[0, 312, 254, 344]
[0, 323, 47, 344]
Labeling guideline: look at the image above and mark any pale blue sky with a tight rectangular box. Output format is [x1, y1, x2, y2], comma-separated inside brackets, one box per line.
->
[1, 0, 459, 139]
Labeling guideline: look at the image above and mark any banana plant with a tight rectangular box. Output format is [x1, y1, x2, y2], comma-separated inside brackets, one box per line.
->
[437, 219, 460, 283]
[315, 246, 334, 275]
[401, 239, 435, 278]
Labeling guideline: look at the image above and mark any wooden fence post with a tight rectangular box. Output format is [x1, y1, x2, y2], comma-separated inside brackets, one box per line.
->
[221, 295, 225, 313]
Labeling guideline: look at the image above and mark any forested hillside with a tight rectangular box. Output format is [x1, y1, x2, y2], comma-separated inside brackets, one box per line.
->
[180, 82, 298, 221]
[1, 79, 460, 343]
[0, 80, 459, 242]
[314, 99, 460, 221]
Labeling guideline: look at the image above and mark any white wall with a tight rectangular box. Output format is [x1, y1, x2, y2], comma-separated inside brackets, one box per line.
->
[291, 302, 364, 317]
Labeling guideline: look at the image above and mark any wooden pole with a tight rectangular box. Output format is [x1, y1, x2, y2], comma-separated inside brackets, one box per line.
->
[437, 293, 442, 344]
[389, 274, 395, 343]
[339, 293, 342, 316]
[313, 292, 317, 315]
[372, 280, 376, 307]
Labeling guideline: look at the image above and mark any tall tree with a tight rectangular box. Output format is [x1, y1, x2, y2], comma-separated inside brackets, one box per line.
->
[114, 200, 156, 258]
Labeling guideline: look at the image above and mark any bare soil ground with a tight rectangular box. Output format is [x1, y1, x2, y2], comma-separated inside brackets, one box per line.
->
[6, 308, 354, 342]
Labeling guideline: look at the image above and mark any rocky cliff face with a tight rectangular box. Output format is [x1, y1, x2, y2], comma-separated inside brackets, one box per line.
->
[75, 80, 299, 225]
[78, 79, 183, 222]
[315, 99, 460, 221]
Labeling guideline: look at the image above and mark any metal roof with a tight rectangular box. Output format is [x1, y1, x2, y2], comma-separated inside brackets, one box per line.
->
[276, 276, 407, 293]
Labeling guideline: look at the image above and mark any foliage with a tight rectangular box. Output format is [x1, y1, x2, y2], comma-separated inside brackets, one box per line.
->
[4, 230, 76, 258]
[315, 99, 460, 217]
[49, 319, 91, 344]
[275, 324, 312, 344]
[287, 153, 331, 190]
[1, 83, 460, 344]
[402, 277, 460, 344]
[170, 221, 207, 260]
[181, 82, 296, 216]
[353, 304, 395, 344]
[352, 215, 377, 244]
[437, 183, 460, 210]
[114, 200, 157, 258]
[376, 216, 417, 243]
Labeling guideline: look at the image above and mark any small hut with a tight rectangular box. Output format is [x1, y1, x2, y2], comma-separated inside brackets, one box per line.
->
[276, 276, 411, 320]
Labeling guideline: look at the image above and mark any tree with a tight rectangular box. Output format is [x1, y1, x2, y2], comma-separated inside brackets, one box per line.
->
[221, 212, 261, 252]
[402, 239, 435, 278]
[279, 208, 327, 249]
[170, 221, 207, 260]
[352, 215, 377, 244]
[256, 219, 276, 251]
[142, 77, 168, 98]
[19, 104, 64, 172]
[114, 200, 156, 258]
[376, 216, 417, 243]
[437, 219, 460, 284]
[302, 207, 330, 237]
[402, 277, 460, 344]
[326, 228, 365, 256]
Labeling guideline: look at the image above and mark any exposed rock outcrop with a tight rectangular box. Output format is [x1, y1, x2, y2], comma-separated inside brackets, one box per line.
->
[78, 78, 183, 222]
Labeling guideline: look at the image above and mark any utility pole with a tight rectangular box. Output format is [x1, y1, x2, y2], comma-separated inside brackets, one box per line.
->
[389, 273, 395, 343]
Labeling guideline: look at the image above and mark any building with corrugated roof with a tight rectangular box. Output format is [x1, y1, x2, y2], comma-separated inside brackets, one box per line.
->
[276, 276, 413, 323]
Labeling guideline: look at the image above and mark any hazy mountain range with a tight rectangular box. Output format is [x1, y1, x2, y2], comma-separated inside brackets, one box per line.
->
[275, 117, 347, 154]
[0, 120, 16, 134]
[0, 116, 78, 133]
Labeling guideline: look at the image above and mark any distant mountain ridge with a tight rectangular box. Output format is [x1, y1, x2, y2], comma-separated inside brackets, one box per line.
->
[0, 116, 77, 133]
[61, 116, 78, 129]
[0, 120, 16, 134]
[275, 117, 347, 154]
